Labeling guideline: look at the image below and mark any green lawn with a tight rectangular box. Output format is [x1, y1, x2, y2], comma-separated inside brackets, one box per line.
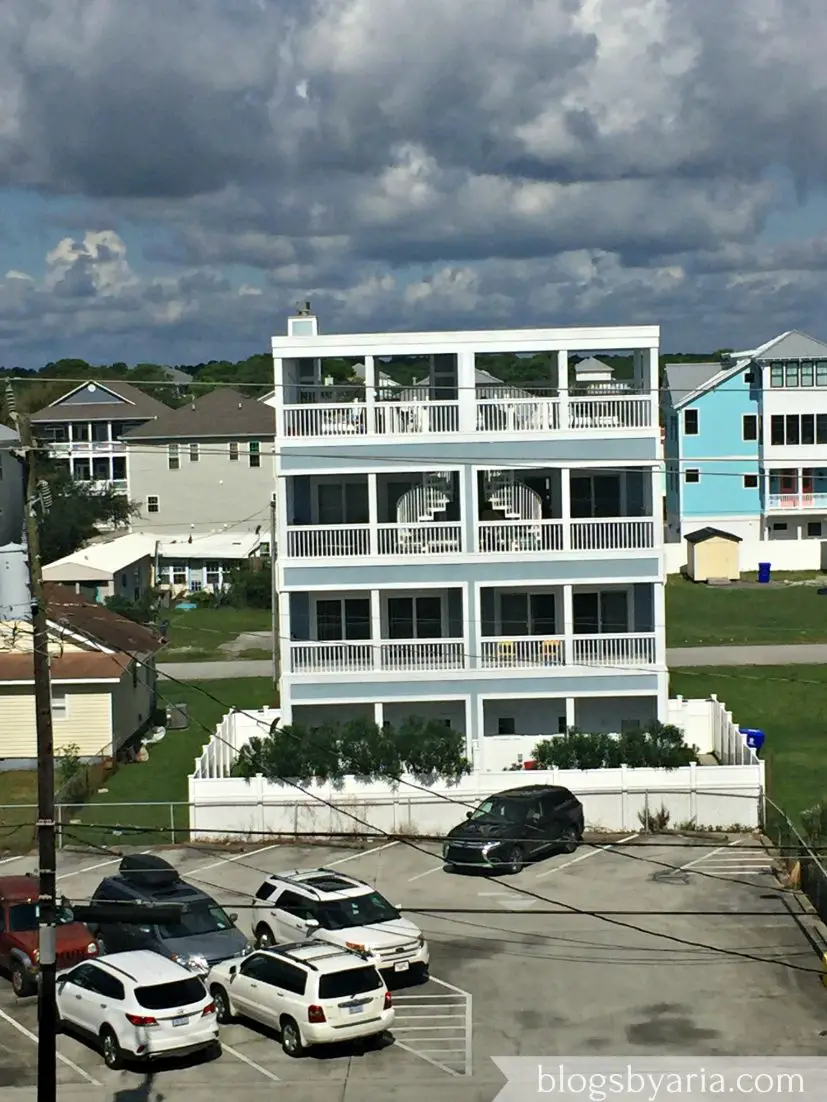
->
[73, 677, 276, 847]
[160, 607, 272, 658]
[0, 771, 39, 854]
[670, 665, 827, 825]
[666, 575, 827, 647]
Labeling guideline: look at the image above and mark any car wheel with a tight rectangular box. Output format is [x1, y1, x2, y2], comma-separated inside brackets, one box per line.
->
[11, 962, 35, 999]
[559, 826, 578, 855]
[100, 1027, 123, 1071]
[280, 1016, 303, 1057]
[255, 924, 275, 949]
[505, 845, 524, 875]
[211, 985, 233, 1024]
[415, 963, 430, 984]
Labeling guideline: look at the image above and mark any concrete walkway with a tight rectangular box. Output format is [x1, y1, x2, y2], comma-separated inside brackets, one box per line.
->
[158, 643, 827, 682]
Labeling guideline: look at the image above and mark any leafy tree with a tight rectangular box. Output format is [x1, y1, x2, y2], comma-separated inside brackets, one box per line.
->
[227, 562, 272, 609]
[37, 462, 135, 562]
[104, 589, 162, 625]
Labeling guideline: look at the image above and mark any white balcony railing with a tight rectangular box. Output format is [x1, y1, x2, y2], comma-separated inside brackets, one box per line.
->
[476, 397, 560, 433]
[568, 396, 653, 430]
[286, 525, 371, 558]
[569, 518, 655, 552]
[374, 401, 460, 435]
[284, 403, 368, 437]
[477, 519, 563, 553]
[377, 522, 462, 555]
[570, 633, 658, 667]
[480, 637, 566, 668]
[766, 493, 827, 511]
[379, 640, 465, 670]
[279, 394, 654, 438]
[289, 640, 465, 674]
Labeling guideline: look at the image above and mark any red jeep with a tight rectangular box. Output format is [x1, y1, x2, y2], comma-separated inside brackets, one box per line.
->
[0, 875, 98, 997]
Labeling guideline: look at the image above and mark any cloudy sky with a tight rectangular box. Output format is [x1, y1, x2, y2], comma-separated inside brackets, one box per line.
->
[2, 0, 827, 368]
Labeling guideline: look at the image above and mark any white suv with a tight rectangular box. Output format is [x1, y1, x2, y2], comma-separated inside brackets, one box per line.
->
[56, 950, 219, 1069]
[207, 942, 394, 1056]
[250, 868, 429, 981]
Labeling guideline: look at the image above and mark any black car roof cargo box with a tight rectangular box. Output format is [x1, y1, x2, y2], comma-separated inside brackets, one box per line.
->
[119, 854, 179, 889]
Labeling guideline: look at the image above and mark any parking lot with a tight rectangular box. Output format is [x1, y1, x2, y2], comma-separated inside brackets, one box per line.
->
[1, 832, 826, 1102]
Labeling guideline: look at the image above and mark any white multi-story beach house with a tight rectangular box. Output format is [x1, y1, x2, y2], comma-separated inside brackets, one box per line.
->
[270, 312, 666, 769]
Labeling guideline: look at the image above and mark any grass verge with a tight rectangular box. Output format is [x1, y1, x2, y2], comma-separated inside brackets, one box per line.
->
[160, 607, 272, 658]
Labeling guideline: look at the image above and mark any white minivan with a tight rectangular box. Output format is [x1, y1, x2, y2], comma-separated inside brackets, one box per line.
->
[56, 950, 220, 1069]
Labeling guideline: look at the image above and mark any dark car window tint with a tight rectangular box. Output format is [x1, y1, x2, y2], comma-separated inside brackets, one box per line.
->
[319, 966, 382, 1000]
[316, 892, 398, 931]
[66, 964, 97, 989]
[277, 891, 316, 920]
[266, 959, 307, 995]
[135, 977, 206, 1010]
[156, 904, 234, 939]
[255, 883, 275, 901]
[87, 969, 125, 1000]
[241, 954, 271, 980]
[470, 797, 524, 822]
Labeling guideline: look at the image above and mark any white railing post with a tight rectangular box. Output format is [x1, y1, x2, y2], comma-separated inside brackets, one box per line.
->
[560, 468, 571, 551]
[557, 350, 569, 430]
[370, 590, 381, 670]
[563, 585, 573, 663]
[367, 474, 378, 556]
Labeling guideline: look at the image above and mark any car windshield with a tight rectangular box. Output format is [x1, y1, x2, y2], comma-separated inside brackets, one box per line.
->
[134, 977, 206, 1010]
[9, 903, 75, 932]
[156, 904, 235, 940]
[318, 966, 383, 1000]
[316, 892, 399, 930]
[469, 797, 524, 822]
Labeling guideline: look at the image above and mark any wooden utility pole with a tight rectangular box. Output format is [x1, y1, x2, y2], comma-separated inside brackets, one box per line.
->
[12, 408, 57, 1102]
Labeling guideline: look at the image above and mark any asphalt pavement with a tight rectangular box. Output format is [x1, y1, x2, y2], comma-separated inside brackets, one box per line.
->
[158, 644, 827, 682]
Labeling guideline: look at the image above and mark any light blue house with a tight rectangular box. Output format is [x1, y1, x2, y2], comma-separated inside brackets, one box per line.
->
[663, 331, 827, 547]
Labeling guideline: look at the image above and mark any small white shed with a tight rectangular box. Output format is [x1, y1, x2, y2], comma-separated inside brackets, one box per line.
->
[684, 527, 742, 582]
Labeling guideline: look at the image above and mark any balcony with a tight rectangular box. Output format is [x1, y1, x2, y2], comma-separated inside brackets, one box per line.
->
[280, 393, 654, 440]
[377, 522, 461, 555]
[477, 519, 563, 553]
[766, 493, 827, 511]
[570, 633, 657, 666]
[480, 636, 566, 668]
[569, 519, 655, 552]
[286, 525, 371, 558]
[289, 639, 466, 674]
[284, 522, 463, 558]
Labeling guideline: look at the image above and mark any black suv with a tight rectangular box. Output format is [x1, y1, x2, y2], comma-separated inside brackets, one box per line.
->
[442, 785, 584, 874]
[88, 855, 250, 973]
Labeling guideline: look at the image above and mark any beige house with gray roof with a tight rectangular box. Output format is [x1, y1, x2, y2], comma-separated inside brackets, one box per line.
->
[123, 388, 275, 536]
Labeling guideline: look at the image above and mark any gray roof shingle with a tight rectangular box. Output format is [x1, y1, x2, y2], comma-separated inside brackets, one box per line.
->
[662, 361, 725, 406]
[29, 380, 171, 424]
[121, 387, 276, 439]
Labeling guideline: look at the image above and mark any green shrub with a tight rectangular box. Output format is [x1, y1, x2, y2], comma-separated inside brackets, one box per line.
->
[532, 723, 697, 771]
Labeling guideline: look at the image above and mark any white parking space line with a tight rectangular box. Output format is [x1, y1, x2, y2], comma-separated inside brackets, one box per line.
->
[326, 841, 399, 865]
[392, 984, 472, 1077]
[678, 838, 745, 873]
[0, 855, 29, 866]
[534, 833, 639, 880]
[221, 1041, 281, 1081]
[0, 1006, 101, 1086]
[194, 843, 287, 873]
[57, 850, 152, 881]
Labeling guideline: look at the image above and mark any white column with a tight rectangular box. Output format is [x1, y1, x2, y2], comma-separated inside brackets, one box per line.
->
[364, 354, 376, 436]
[367, 473, 378, 555]
[644, 347, 658, 427]
[562, 584, 573, 663]
[560, 467, 571, 551]
[457, 350, 477, 433]
[565, 696, 576, 732]
[374, 701, 384, 729]
[557, 350, 569, 430]
[278, 590, 291, 714]
[275, 475, 289, 557]
[273, 358, 285, 435]
[472, 694, 484, 770]
[370, 589, 381, 670]
[653, 582, 666, 667]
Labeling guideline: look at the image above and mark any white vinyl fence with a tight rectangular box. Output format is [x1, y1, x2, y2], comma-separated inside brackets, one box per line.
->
[188, 697, 763, 839]
[665, 538, 823, 574]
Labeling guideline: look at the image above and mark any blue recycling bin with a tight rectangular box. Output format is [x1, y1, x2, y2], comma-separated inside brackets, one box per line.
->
[741, 728, 765, 752]
[757, 562, 771, 584]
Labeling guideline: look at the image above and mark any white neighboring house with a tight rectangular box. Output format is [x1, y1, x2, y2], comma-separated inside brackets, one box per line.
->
[42, 534, 157, 604]
[270, 310, 666, 763]
[155, 532, 262, 595]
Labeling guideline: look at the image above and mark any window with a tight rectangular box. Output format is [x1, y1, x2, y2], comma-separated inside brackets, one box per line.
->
[146, 496, 159, 514]
[743, 475, 758, 489]
[684, 469, 700, 483]
[315, 891, 399, 931]
[770, 363, 784, 388]
[807, 521, 822, 538]
[241, 954, 272, 980]
[742, 415, 758, 441]
[498, 592, 556, 636]
[157, 903, 235, 940]
[387, 595, 442, 639]
[785, 362, 799, 387]
[772, 522, 788, 531]
[683, 409, 699, 435]
[318, 967, 381, 1000]
[168, 444, 179, 470]
[249, 441, 261, 468]
[189, 443, 199, 462]
[255, 883, 275, 901]
[317, 482, 369, 524]
[51, 689, 67, 719]
[315, 598, 370, 641]
[801, 363, 814, 387]
[497, 717, 516, 736]
[818, 362, 827, 387]
[572, 590, 629, 634]
[205, 562, 220, 588]
[92, 971, 125, 1001]
[134, 978, 207, 1010]
[189, 580, 203, 591]
[258, 541, 270, 557]
[172, 564, 187, 586]
[266, 960, 307, 995]
[276, 891, 317, 921]
[770, 414, 827, 445]
[228, 441, 239, 462]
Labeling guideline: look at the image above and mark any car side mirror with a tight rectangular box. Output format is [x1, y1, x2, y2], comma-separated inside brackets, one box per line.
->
[304, 919, 319, 932]
[465, 811, 472, 819]
[229, 913, 238, 923]
[229, 965, 237, 977]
